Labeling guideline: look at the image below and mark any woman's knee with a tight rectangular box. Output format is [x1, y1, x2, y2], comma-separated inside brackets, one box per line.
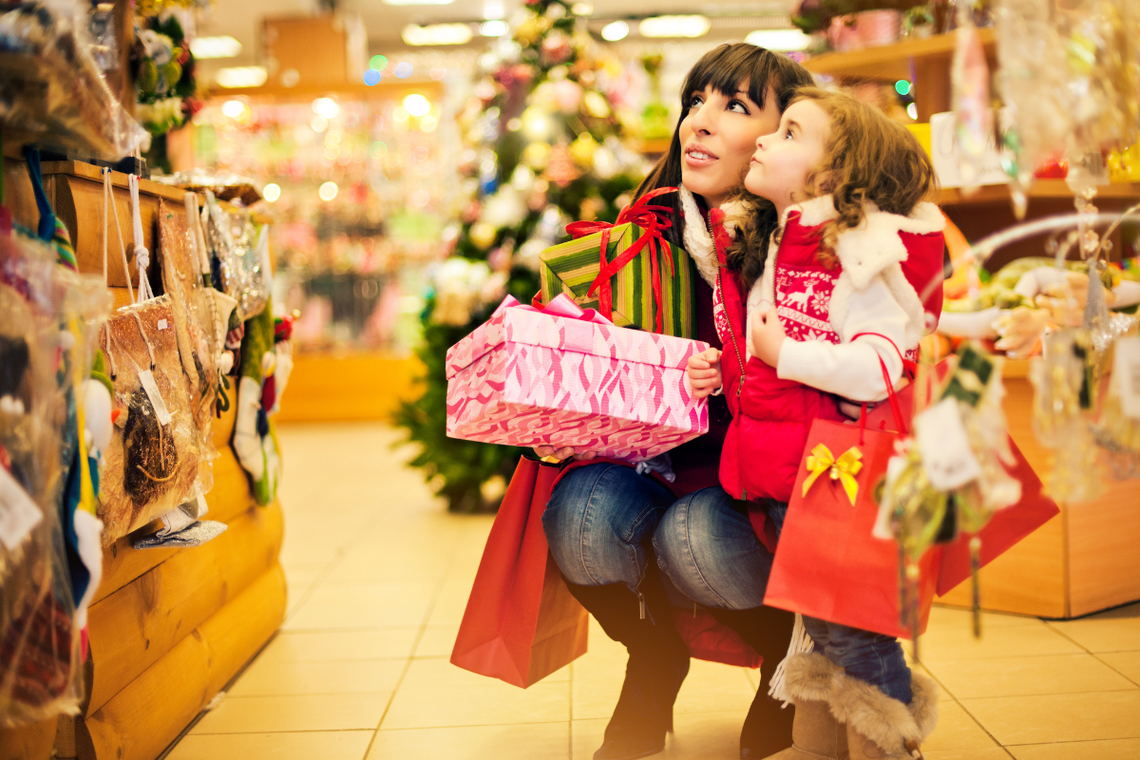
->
[654, 490, 771, 610]
[542, 464, 669, 587]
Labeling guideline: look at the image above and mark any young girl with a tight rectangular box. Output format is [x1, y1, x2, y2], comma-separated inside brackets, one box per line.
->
[676, 88, 947, 760]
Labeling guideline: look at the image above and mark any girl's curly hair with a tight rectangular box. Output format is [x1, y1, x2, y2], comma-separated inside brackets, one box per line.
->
[728, 86, 938, 292]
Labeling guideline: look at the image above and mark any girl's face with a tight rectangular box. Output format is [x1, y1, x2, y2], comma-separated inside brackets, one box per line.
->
[679, 82, 780, 209]
[745, 99, 831, 217]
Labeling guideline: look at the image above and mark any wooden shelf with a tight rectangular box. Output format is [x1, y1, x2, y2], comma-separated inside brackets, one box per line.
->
[804, 29, 995, 81]
[940, 180, 1140, 207]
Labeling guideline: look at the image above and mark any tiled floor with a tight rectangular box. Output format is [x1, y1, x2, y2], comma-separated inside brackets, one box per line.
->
[166, 423, 1140, 760]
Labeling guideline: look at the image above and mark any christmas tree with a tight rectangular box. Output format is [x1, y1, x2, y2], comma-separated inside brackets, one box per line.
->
[394, 0, 649, 512]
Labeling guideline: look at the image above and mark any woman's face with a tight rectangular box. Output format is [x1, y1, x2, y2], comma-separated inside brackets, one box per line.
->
[679, 82, 781, 209]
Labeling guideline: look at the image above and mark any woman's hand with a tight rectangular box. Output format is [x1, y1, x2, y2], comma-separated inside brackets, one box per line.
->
[687, 347, 722, 399]
[533, 445, 596, 462]
[749, 307, 786, 367]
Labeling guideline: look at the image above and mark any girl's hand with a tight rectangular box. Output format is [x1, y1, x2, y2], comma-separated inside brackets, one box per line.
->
[749, 307, 786, 367]
[687, 347, 722, 399]
[533, 445, 596, 462]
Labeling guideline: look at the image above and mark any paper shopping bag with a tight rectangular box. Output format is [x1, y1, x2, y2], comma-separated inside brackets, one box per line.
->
[764, 418, 940, 639]
[450, 456, 589, 688]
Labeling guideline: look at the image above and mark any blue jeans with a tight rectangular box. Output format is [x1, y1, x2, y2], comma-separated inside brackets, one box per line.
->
[653, 493, 913, 705]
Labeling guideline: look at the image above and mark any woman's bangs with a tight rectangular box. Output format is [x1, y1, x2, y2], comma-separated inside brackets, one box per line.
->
[681, 45, 775, 110]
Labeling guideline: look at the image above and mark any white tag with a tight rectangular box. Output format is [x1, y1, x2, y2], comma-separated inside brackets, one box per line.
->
[0, 467, 43, 551]
[915, 398, 982, 490]
[137, 369, 173, 426]
[158, 319, 168, 330]
[196, 492, 209, 519]
[1114, 336, 1140, 419]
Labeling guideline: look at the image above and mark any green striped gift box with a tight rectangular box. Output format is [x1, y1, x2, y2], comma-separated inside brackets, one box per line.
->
[538, 222, 698, 338]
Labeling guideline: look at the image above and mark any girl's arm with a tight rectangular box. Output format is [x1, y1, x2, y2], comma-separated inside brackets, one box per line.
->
[775, 275, 909, 402]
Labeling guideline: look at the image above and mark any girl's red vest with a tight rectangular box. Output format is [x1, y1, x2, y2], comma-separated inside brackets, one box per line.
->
[712, 207, 945, 505]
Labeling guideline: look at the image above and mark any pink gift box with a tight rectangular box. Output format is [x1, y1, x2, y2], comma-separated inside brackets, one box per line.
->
[445, 295, 709, 462]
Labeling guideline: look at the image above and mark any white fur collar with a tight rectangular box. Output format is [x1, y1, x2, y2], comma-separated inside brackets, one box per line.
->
[679, 185, 719, 288]
[783, 195, 944, 290]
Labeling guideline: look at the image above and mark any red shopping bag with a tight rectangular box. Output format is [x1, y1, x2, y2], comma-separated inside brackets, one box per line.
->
[863, 362, 1060, 597]
[763, 415, 941, 639]
[450, 457, 589, 688]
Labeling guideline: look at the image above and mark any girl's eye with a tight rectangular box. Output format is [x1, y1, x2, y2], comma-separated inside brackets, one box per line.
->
[784, 129, 794, 140]
[728, 99, 751, 115]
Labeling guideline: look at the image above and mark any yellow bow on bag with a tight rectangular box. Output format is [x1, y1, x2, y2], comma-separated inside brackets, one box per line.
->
[802, 444, 863, 506]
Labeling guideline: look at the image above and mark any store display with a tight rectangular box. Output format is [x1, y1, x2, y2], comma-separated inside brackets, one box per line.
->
[233, 301, 282, 506]
[202, 190, 270, 323]
[445, 295, 709, 462]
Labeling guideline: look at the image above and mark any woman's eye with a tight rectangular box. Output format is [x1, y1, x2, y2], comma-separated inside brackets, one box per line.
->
[689, 95, 704, 109]
[729, 99, 751, 115]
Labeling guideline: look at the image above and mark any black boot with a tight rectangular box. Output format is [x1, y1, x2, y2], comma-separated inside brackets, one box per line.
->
[564, 566, 690, 760]
[709, 606, 798, 759]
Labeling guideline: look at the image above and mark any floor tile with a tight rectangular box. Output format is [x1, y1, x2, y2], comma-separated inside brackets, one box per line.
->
[928, 604, 1042, 629]
[369, 723, 569, 760]
[1098, 651, 1140, 686]
[284, 579, 437, 630]
[960, 691, 1140, 745]
[166, 731, 373, 760]
[924, 654, 1138, 699]
[191, 693, 390, 734]
[414, 625, 461, 658]
[255, 629, 421, 663]
[918, 622, 1083, 662]
[228, 657, 406, 696]
[925, 700, 1001, 751]
[1008, 738, 1140, 760]
[923, 750, 1013, 760]
[1047, 604, 1140, 652]
[381, 658, 570, 729]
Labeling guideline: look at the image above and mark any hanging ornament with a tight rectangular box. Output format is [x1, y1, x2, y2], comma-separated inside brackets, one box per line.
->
[523, 142, 552, 171]
[469, 222, 498, 251]
[541, 29, 573, 65]
[950, 5, 992, 193]
[569, 132, 599, 168]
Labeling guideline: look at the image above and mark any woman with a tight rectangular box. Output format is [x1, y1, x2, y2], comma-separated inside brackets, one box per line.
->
[538, 44, 815, 760]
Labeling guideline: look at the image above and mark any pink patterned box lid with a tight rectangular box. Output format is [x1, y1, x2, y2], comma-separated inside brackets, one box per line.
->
[446, 295, 709, 380]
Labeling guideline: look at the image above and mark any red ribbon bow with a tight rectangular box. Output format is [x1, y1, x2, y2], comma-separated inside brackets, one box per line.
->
[565, 187, 678, 333]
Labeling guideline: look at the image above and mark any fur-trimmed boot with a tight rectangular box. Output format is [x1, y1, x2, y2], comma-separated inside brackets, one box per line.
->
[707, 606, 797, 759]
[760, 653, 848, 760]
[829, 670, 939, 760]
[564, 564, 690, 760]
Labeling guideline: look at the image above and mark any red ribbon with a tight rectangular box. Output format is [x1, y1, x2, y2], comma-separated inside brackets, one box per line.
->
[566, 186, 678, 333]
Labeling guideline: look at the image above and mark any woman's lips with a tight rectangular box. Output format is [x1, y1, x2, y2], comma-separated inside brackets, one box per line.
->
[684, 147, 718, 167]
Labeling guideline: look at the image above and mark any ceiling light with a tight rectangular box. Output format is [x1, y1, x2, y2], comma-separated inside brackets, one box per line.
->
[601, 20, 629, 41]
[382, 0, 453, 5]
[215, 66, 267, 88]
[483, 0, 504, 18]
[262, 183, 281, 203]
[745, 28, 811, 51]
[481, 20, 508, 36]
[639, 15, 710, 38]
[312, 97, 340, 119]
[402, 23, 473, 45]
[190, 36, 242, 59]
[572, 3, 593, 15]
[319, 182, 339, 201]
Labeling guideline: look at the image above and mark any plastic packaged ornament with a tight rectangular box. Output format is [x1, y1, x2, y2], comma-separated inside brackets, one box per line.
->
[1029, 329, 1104, 503]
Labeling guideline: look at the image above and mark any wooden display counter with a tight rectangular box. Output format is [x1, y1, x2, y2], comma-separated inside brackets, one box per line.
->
[938, 360, 1140, 619]
[274, 351, 422, 422]
[1, 157, 285, 760]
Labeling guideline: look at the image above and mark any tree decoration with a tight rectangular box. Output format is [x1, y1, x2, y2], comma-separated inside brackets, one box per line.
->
[394, 0, 646, 512]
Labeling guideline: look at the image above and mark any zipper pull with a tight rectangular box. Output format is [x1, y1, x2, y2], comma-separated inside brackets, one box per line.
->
[638, 591, 647, 620]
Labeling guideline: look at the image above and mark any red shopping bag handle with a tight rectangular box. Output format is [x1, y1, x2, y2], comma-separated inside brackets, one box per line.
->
[850, 332, 910, 439]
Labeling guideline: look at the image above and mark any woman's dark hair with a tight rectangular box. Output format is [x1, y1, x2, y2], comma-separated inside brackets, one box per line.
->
[635, 44, 814, 253]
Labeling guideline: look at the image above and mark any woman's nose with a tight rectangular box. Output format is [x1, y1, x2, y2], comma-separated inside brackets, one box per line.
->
[690, 102, 715, 134]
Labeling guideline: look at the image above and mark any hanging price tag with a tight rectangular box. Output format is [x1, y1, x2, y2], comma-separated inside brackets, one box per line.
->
[0, 467, 43, 551]
[138, 369, 173, 426]
[915, 397, 982, 490]
[1114, 336, 1140, 420]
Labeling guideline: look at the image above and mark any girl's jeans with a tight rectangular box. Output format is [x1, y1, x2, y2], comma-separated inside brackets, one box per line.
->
[653, 491, 914, 705]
